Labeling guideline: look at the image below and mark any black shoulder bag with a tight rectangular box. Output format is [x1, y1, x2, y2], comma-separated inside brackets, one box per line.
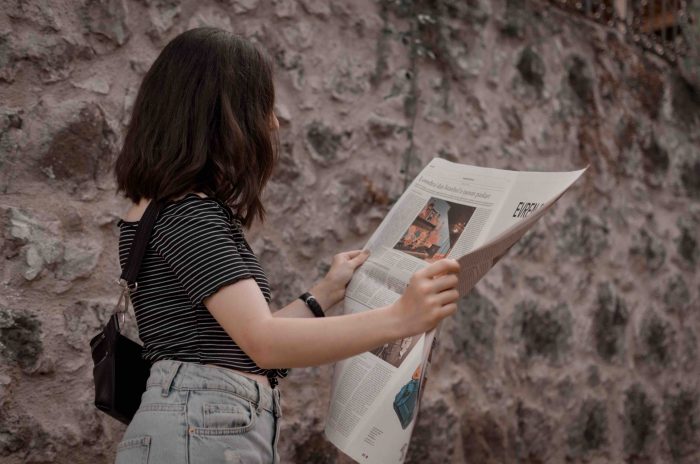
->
[89, 199, 165, 424]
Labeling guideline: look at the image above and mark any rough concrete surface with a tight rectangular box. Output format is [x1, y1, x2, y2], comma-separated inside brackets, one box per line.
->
[1, 0, 699, 462]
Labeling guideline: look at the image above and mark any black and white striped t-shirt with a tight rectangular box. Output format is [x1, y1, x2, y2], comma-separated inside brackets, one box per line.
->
[117, 192, 289, 381]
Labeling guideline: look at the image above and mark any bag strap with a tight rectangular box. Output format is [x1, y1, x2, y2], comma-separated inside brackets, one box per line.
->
[119, 199, 165, 288]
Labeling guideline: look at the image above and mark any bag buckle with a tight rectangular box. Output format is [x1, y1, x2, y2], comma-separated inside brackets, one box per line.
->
[116, 278, 138, 293]
[114, 279, 137, 326]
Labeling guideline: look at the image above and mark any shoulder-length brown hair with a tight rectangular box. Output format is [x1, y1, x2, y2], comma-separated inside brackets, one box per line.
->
[114, 27, 279, 226]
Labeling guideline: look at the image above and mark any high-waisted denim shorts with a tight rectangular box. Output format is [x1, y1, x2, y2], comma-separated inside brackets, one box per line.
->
[114, 359, 282, 464]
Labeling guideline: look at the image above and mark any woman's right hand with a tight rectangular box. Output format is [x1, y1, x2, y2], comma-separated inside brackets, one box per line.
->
[391, 258, 461, 336]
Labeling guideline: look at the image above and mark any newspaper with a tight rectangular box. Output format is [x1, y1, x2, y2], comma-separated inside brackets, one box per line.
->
[323, 157, 587, 463]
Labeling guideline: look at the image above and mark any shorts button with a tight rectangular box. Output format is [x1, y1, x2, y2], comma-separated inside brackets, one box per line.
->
[188, 427, 195, 434]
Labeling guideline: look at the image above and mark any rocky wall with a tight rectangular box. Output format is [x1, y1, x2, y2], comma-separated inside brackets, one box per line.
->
[1, 0, 699, 462]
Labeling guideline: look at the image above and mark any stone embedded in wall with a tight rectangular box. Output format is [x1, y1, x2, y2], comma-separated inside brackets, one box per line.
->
[636, 312, 676, 371]
[6, 207, 64, 281]
[586, 364, 600, 387]
[497, 0, 528, 39]
[0, 109, 23, 190]
[462, 94, 488, 136]
[567, 399, 608, 459]
[304, 121, 351, 166]
[628, 60, 665, 120]
[576, 119, 614, 175]
[0, 306, 42, 372]
[511, 402, 554, 463]
[682, 328, 699, 372]
[640, 132, 669, 188]
[436, 145, 459, 163]
[225, 0, 260, 14]
[326, 58, 370, 103]
[664, 389, 700, 461]
[18, 36, 95, 84]
[298, 0, 331, 19]
[62, 299, 113, 351]
[366, 114, 402, 142]
[423, 77, 457, 128]
[405, 399, 458, 463]
[273, 0, 297, 19]
[516, 46, 545, 97]
[624, 384, 657, 458]
[680, 159, 700, 199]
[663, 274, 690, 314]
[513, 228, 547, 262]
[523, 274, 546, 293]
[0, 408, 52, 459]
[500, 105, 523, 143]
[0, 35, 16, 84]
[509, 300, 572, 364]
[451, 289, 497, 367]
[56, 238, 102, 282]
[326, 171, 392, 236]
[628, 228, 666, 273]
[670, 73, 700, 128]
[38, 103, 117, 187]
[187, 7, 234, 33]
[270, 45, 305, 91]
[596, 57, 619, 104]
[555, 206, 609, 261]
[6, 0, 64, 31]
[83, 0, 131, 46]
[281, 20, 314, 52]
[676, 213, 699, 266]
[613, 114, 641, 177]
[460, 411, 506, 464]
[563, 54, 596, 114]
[269, 144, 305, 188]
[592, 282, 629, 363]
[71, 74, 111, 95]
[144, 0, 182, 41]
[5, 206, 102, 284]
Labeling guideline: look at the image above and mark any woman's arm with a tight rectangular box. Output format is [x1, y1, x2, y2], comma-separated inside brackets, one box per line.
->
[204, 258, 460, 368]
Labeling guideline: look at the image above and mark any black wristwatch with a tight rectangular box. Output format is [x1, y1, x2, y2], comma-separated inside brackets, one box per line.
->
[299, 292, 324, 317]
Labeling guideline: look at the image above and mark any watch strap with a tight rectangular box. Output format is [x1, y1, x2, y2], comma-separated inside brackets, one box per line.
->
[299, 292, 324, 317]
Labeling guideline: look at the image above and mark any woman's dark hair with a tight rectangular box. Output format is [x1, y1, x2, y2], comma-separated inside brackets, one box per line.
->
[114, 27, 279, 226]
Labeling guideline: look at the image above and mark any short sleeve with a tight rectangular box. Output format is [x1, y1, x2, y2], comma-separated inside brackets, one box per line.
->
[151, 205, 254, 306]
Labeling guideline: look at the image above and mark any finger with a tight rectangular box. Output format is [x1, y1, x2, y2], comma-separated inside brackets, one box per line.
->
[431, 273, 459, 292]
[423, 258, 460, 278]
[343, 249, 365, 259]
[439, 302, 458, 317]
[349, 249, 370, 265]
[435, 289, 460, 305]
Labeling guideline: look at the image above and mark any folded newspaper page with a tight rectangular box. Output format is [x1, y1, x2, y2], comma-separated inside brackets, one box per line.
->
[324, 158, 587, 463]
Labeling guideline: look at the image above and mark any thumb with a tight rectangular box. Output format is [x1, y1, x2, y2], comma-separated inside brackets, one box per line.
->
[349, 249, 370, 265]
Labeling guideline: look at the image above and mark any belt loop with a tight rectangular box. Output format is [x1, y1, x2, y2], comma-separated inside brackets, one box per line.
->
[161, 360, 183, 397]
[253, 380, 263, 415]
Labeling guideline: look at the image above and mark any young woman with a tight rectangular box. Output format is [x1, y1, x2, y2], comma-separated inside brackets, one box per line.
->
[113, 27, 460, 464]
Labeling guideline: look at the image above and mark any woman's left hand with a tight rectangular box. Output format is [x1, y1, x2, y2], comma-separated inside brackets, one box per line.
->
[312, 249, 371, 310]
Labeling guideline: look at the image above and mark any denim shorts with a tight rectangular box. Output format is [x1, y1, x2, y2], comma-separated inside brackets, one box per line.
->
[114, 359, 282, 464]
